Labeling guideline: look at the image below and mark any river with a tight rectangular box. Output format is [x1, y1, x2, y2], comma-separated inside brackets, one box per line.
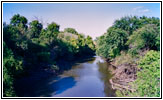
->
[16, 56, 115, 97]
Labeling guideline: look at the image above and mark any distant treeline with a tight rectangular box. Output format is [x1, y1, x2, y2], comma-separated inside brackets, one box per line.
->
[3, 14, 95, 96]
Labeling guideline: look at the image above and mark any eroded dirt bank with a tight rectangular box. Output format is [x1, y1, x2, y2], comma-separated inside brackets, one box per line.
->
[109, 63, 137, 93]
[107, 49, 149, 94]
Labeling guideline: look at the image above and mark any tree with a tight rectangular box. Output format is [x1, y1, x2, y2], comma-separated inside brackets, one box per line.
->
[85, 36, 95, 51]
[64, 28, 78, 34]
[3, 14, 96, 97]
[127, 24, 160, 53]
[10, 14, 28, 30]
[3, 42, 23, 97]
[113, 16, 160, 35]
[47, 22, 60, 33]
[96, 27, 128, 59]
[28, 20, 43, 38]
[39, 22, 60, 46]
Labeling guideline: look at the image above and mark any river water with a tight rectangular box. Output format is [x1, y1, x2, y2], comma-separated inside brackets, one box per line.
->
[16, 56, 115, 97]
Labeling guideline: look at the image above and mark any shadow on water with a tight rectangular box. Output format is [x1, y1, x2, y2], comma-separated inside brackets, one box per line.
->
[14, 56, 94, 97]
[15, 56, 115, 97]
[35, 76, 76, 97]
[51, 77, 76, 95]
[56, 56, 95, 73]
[15, 76, 76, 97]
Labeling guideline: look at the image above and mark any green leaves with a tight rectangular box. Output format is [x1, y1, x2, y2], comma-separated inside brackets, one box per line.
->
[96, 27, 128, 59]
[96, 15, 160, 97]
[113, 16, 160, 35]
[3, 14, 96, 97]
[3, 42, 23, 97]
[64, 28, 78, 34]
[129, 50, 160, 97]
[47, 22, 60, 33]
[28, 20, 43, 38]
[10, 14, 28, 29]
[126, 24, 160, 56]
[57, 30, 95, 59]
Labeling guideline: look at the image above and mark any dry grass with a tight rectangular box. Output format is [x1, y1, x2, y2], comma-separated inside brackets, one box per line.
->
[113, 51, 135, 66]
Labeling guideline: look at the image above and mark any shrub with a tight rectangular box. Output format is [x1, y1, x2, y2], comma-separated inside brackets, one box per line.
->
[127, 24, 160, 54]
[3, 42, 23, 97]
[128, 50, 160, 97]
[96, 27, 128, 59]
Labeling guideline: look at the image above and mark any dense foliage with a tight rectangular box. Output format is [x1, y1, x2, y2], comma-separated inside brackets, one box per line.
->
[96, 16, 160, 97]
[96, 27, 128, 59]
[96, 16, 160, 59]
[113, 16, 160, 35]
[64, 28, 78, 34]
[3, 14, 160, 97]
[3, 42, 23, 96]
[116, 50, 160, 97]
[131, 50, 160, 97]
[3, 14, 95, 96]
[127, 24, 160, 55]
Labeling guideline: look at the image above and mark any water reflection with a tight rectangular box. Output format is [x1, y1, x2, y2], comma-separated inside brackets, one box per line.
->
[97, 61, 115, 97]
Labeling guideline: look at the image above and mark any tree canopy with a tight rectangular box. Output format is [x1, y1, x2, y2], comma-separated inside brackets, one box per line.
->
[96, 16, 160, 97]
[3, 14, 95, 97]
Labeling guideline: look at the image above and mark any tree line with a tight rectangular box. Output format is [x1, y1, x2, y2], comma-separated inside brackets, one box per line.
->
[95, 16, 160, 97]
[3, 14, 95, 96]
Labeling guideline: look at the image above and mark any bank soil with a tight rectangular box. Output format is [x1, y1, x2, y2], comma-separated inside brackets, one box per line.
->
[109, 49, 149, 94]
[109, 63, 137, 93]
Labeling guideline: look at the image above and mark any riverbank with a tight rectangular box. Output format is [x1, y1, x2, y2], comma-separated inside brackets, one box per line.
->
[109, 63, 137, 93]
[107, 49, 158, 96]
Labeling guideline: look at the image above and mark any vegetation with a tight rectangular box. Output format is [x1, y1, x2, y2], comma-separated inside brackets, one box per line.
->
[115, 50, 160, 97]
[127, 24, 160, 55]
[64, 28, 78, 34]
[96, 27, 128, 59]
[130, 50, 160, 97]
[3, 14, 95, 96]
[3, 42, 20, 97]
[3, 14, 160, 97]
[96, 16, 160, 97]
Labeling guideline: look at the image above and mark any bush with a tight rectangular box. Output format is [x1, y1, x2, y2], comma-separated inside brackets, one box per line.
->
[127, 24, 160, 54]
[3, 42, 23, 97]
[96, 27, 128, 59]
[128, 50, 160, 97]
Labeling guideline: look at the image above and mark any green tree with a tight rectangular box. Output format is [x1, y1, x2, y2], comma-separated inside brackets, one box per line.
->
[28, 20, 43, 38]
[64, 28, 78, 34]
[10, 14, 28, 30]
[127, 24, 160, 54]
[39, 22, 60, 46]
[113, 16, 160, 35]
[3, 14, 96, 97]
[85, 36, 95, 51]
[96, 27, 128, 59]
[47, 22, 60, 33]
[3, 42, 23, 97]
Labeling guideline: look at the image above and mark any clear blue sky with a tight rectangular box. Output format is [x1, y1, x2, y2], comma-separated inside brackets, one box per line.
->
[3, 3, 160, 39]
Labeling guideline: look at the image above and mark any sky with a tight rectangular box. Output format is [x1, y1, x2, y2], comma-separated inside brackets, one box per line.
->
[3, 3, 160, 39]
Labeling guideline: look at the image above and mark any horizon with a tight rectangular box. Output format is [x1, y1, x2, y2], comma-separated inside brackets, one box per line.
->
[3, 2, 160, 39]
